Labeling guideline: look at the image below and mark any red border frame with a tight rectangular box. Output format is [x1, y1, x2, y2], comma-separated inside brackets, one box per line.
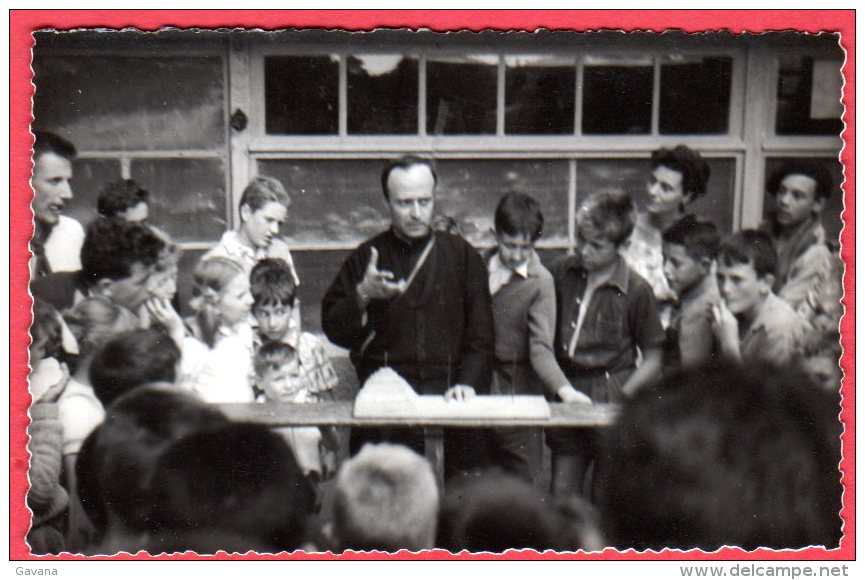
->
[9, 9, 855, 561]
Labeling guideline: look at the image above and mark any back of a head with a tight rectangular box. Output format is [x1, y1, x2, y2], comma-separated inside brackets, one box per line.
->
[439, 471, 560, 553]
[89, 328, 181, 406]
[80, 217, 165, 285]
[77, 384, 229, 539]
[149, 422, 314, 553]
[597, 363, 842, 550]
[97, 179, 149, 218]
[334, 443, 439, 552]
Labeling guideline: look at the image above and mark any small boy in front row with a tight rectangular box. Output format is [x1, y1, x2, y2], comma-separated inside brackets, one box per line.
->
[661, 215, 722, 371]
[254, 342, 339, 481]
[486, 193, 591, 486]
[550, 190, 664, 497]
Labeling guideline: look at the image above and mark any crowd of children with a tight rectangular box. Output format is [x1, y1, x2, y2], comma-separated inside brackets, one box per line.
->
[26, 133, 844, 554]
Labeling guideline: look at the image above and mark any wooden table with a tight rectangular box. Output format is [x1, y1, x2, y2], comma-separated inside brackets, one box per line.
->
[219, 401, 620, 488]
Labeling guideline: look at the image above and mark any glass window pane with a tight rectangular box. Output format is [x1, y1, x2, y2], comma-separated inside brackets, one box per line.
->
[505, 55, 575, 135]
[130, 158, 227, 242]
[33, 55, 225, 151]
[427, 55, 497, 135]
[776, 56, 844, 136]
[763, 157, 844, 245]
[582, 62, 653, 135]
[265, 55, 339, 135]
[258, 159, 388, 246]
[660, 56, 732, 134]
[347, 55, 418, 134]
[577, 157, 736, 234]
[435, 160, 570, 246]
[62, 159, 122, 227]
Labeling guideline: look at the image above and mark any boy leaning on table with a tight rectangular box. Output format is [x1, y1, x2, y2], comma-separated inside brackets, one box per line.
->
[485, 192, 591, 486]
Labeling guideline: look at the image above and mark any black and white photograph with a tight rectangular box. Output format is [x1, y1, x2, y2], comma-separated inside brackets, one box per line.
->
[15, 11, 851, 561]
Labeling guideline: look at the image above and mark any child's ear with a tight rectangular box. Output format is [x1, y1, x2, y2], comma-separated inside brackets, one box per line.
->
[760, 273, 776, 291]
[813, 196, 826, 214]
[699, 256, 714, 274]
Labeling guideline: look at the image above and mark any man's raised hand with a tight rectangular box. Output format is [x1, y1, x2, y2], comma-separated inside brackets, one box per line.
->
[356, 247, 407, 308]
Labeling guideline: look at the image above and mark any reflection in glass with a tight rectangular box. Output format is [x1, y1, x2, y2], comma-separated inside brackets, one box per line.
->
[348, 55, 418, 134]
[505, 56, 575, 134]
[775, 56, 844, 136]
[265, 55, 339, 135]
[659, 56, 732, 134]
[64, 159, 122, 227]
[435, 159, 570, 246]
[130, 158, 227, 242]
[427, 56, 497, 135]
[33, 55, 226, 150]
[258, 159, 388, 245]
[582, 64, 653, 134]
[577, 158, 736, 234]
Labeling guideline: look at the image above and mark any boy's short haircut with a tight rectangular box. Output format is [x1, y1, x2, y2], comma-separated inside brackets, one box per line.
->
[597, 362, 842, 550]
[494, 192, 544, 242]
[718, 229, 777, 279]
[380, 155, 437, 201]
[76, 384, 229, 536]
[767, 159, 834, 202]
[89, 328, 181, 406]
[333, 443, 439, 552]
[97, 179, 150, 218]
[250, 258, 297, 308]
[149, 422, 314, 552]
[651, 145, 711, 200]
[80, 217, 165, 287]
[662, 214, 721, 262]
[438, 471, 560, 552]
[31, 299, 63, 360]
[33, 130, 76, 161]
[577, 190, 635, 245]
[238, 176, 290, 212]
[253, 340, 296, 378]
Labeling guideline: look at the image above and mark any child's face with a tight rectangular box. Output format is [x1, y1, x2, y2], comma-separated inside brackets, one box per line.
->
[663, 242, 707, 296]
[496, 232, 534, 271]
[241, 201, 287, 249]
[773, 173, 823, 230]
[260, 360, 305, 402]
[253, 302, 293, 342]
[577, 227, 619, 272]
[218, 273, 254, 326]
[716, 260, 771, 317]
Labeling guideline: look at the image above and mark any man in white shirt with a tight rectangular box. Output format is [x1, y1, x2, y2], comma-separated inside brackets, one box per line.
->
[30, 131, 85, 279]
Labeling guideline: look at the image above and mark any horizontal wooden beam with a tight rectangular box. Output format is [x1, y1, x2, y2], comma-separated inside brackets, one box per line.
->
[217, 401, 620, 429]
